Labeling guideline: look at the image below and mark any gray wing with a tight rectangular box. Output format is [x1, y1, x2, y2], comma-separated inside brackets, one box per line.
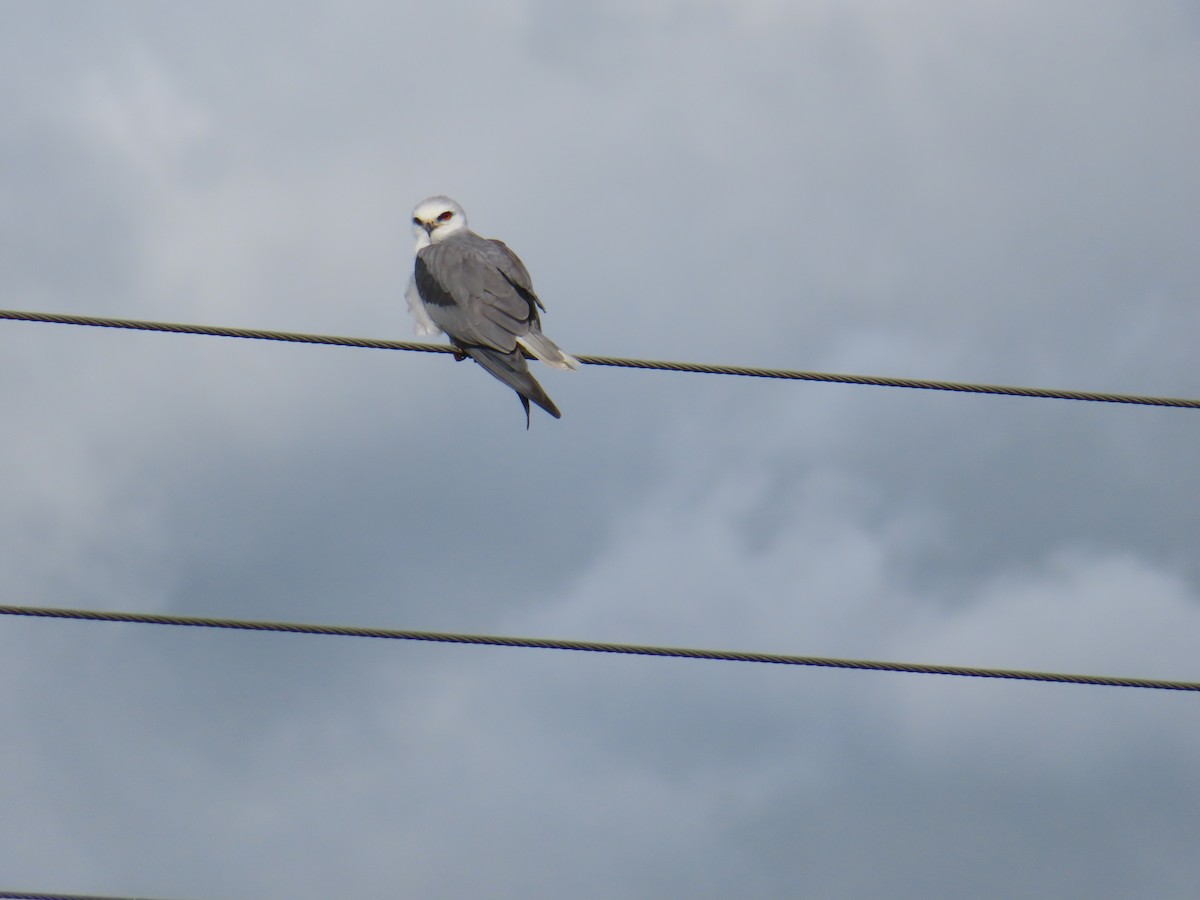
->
[485, 239, 547, 313]
[413, 233, 543, 353]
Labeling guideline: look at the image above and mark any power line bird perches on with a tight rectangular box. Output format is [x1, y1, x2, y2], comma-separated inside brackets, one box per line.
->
[1, 308, 1199, 410]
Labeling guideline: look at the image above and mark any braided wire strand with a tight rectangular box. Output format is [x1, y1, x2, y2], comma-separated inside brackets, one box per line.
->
[2, 605, 1197, 692]
[3, 308, 1198, 409]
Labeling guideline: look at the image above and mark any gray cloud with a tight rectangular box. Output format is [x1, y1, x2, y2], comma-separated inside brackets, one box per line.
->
[2, 2, 1199, 897]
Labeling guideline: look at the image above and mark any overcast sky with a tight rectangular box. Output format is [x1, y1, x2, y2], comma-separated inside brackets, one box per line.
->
[2, 2, 1199, 898]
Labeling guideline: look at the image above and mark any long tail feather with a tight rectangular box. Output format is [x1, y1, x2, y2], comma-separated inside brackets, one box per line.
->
[463, 345, 562, 423]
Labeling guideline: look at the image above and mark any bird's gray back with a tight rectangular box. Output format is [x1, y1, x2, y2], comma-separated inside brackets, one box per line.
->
[415, 231, 544, 353]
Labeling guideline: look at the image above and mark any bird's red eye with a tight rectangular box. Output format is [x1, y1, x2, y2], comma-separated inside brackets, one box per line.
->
[437, 210, 454, 222]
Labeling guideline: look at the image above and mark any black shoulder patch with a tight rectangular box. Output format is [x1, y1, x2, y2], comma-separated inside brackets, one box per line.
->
[414, 255, 457, 307]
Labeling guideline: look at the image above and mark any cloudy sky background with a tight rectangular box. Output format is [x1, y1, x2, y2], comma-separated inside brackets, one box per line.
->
[2, 2, 1199, 897]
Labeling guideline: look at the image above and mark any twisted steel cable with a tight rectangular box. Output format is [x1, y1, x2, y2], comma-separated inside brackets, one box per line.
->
[3, 308, 1197, 409]
[3, 604, 1197, 692]
[0, 892, 179, 900]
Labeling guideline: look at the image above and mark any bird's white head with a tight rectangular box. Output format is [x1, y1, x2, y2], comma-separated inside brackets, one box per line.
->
[411, 195, 469, 248]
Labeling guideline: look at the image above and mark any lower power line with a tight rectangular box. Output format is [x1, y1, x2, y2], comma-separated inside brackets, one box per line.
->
[1, 604, 1196, 692]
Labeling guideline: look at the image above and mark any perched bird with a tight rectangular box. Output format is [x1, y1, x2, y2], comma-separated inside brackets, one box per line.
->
[406, 195, 578, 426]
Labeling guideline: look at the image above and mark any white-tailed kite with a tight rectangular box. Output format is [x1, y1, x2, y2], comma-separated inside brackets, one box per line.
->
[406, 195, 578, 426]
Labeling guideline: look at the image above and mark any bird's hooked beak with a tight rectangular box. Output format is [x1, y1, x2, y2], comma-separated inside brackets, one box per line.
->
[421, 220, 435, 236]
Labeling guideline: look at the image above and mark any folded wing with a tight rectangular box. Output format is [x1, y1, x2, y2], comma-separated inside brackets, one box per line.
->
[414, 232, 575, 424]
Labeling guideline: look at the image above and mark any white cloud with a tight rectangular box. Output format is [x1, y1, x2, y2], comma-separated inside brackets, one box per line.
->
[74, 54, 211, 180]
[890, 551, 1200, 774]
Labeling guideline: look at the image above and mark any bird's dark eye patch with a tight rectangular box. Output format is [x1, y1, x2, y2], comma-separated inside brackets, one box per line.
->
[437, 210, 454, 222]
[412, 217, 421, 225]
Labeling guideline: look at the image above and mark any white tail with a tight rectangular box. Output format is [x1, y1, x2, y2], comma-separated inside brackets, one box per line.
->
[518, 332, 580, 370]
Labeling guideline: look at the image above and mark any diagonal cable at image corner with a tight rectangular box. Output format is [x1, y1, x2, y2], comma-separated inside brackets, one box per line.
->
[1, 604, 1198, 692]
